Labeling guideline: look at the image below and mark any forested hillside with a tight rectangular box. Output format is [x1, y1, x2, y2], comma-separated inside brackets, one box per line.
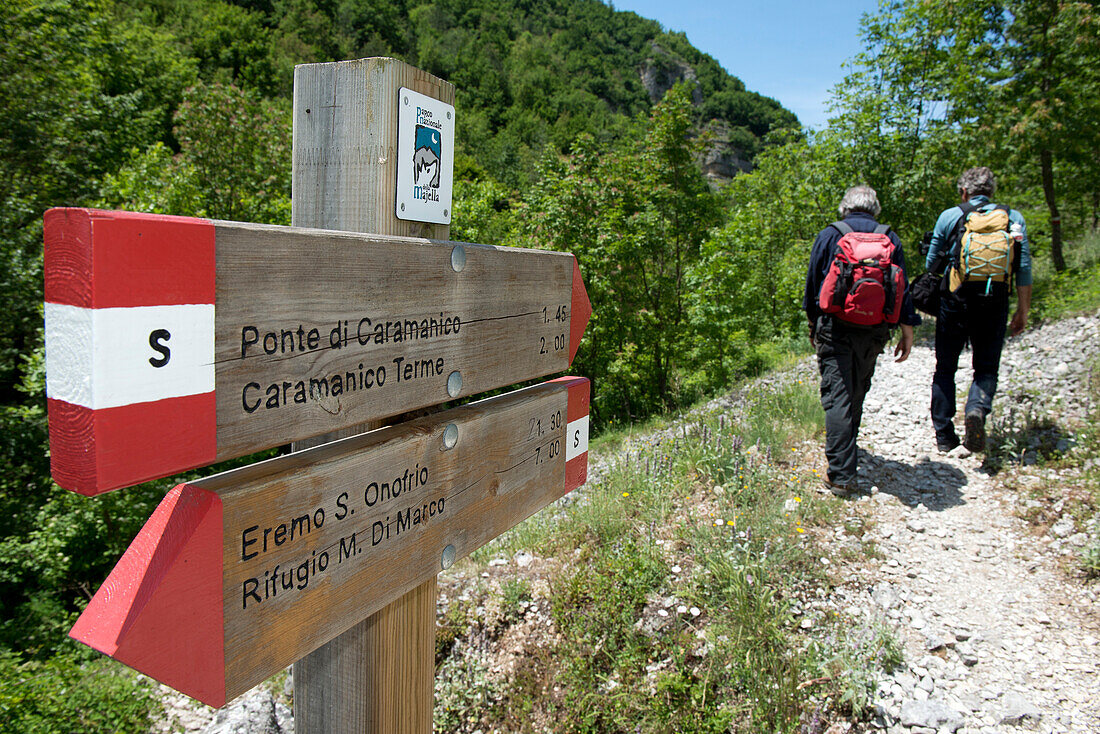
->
[0, 0, 798, 716]
[2, 0, 1100, 731]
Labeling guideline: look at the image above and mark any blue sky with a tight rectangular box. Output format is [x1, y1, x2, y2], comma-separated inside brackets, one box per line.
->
[611, 0, 880, 128]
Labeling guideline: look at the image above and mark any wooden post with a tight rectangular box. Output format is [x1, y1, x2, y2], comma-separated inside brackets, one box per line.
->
[291, 58, 453, 734]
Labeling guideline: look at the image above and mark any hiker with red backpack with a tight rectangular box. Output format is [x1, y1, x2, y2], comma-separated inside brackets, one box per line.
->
[925, 166, 1032, 453]
[803, 185, 919, 496]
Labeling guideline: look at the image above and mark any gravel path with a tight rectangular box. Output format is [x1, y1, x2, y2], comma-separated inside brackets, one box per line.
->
[824, 314, 1100, 734]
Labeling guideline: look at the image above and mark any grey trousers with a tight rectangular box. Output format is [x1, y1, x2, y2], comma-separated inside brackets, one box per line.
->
[815, 317, 890, 485]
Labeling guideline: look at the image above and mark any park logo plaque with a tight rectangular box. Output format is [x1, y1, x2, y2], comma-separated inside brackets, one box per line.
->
[395, 87, 454, 224]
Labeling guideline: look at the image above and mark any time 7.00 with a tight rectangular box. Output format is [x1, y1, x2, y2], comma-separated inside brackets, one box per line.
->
[533, 437, 561, 465]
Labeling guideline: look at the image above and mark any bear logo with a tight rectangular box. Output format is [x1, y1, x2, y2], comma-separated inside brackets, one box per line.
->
[413, 125, 441, 190]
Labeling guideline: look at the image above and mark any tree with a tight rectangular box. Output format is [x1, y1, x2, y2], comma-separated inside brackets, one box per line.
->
[825, 0, 1000, 239]
[0, 0, 195, 400]
[174, 83, 292, 222]
[520, 85, 722, 424]
[832, 0, 1100, 271]
[689, 133, 849, 379]
[995, 0, 1100, 270]
[100, 83, 292, 224]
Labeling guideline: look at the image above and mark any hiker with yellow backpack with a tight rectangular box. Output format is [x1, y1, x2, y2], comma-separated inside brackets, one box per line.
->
[925, 166, 1032, 453]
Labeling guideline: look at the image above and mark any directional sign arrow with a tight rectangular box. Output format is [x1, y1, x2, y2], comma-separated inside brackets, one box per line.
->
[70, 377, 589, 707]
[44, 208, 592, 495]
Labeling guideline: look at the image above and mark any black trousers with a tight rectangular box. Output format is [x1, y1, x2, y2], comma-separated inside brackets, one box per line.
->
[931, 285, 1009, 443]
[815, 317, 890, 485]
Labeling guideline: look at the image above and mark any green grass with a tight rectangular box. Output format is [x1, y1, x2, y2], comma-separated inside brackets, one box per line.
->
[1082, 543, 1100, 578]
[588, 411, 679, 456]
[741, 379, 825, 453]
[541, 419, 811, 733]
[1063, 358, 1100, 576]
[805, 619, 903, 716]
[985, 399, 1067, 470]
[990, 351, 1100, 577]
[1025, 240, 1100, 576]
[1030, 229, 1100, 322]
[437, 377, 899, 732]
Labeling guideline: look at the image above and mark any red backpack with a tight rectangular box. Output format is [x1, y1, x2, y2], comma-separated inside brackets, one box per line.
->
[818, 221, 904, 326]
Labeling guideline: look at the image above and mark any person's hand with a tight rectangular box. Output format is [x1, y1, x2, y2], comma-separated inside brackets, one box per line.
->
[1010, 310, 1027, 336]
[808, 326, 816, 350]
[894, 324, 914, 362]
[1012, 286, 1031, 337]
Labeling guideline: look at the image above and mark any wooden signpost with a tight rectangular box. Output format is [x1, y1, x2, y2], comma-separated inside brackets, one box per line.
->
[57, 57, 590, 732]
[291, 59, 455, 733]
[44, 211, 589, 496]
[70, 376, 589, 707]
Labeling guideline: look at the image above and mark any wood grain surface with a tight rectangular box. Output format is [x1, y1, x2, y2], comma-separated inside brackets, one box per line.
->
[292, 57, 453, 240]
[213, 222, 577, 458]
[43, 210, 590, 495]
[288, 56, 454, 734]
[68, 377, 590, 707]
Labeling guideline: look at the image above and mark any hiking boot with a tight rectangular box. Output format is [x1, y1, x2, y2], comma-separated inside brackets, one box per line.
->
[822, 478, 859, 497]
[963, 411, 986, 452]
[937, 434, 960, 453]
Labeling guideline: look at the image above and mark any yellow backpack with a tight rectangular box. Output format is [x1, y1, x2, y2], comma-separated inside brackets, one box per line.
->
[948, 205, 1016, 294]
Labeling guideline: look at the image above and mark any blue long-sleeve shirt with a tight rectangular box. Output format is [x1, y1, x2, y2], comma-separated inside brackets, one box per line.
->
[803, 212, 921, 329]
[925, 195, 1032, 287]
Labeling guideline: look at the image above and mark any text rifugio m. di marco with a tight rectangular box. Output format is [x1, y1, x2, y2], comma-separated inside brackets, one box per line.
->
[239, 459, 442, 609]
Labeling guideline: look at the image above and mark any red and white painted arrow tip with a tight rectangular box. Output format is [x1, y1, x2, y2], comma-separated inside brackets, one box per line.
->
[69, 483, 226, 707]
[569, 257, 592, 365]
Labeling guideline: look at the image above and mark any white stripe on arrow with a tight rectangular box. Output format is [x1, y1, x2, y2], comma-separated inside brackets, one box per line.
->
[46, 303, 215, 410]
[566, 415, 589, 461]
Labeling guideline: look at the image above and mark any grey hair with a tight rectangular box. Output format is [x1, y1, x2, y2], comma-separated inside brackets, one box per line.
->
[838, 185, 881, 218]
[958, 166, 995, 197]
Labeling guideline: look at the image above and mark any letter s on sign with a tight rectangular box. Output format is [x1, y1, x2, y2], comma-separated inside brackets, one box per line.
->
[149, 329, 172, 367]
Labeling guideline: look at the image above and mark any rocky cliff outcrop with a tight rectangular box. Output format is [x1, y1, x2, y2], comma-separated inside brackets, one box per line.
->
[639, 41, 704, 106]
[639, 42, 753, 186]
[699, 120, 753, 184]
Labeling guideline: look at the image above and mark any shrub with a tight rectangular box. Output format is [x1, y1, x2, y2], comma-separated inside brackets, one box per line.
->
[0, 651, 157, 734]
